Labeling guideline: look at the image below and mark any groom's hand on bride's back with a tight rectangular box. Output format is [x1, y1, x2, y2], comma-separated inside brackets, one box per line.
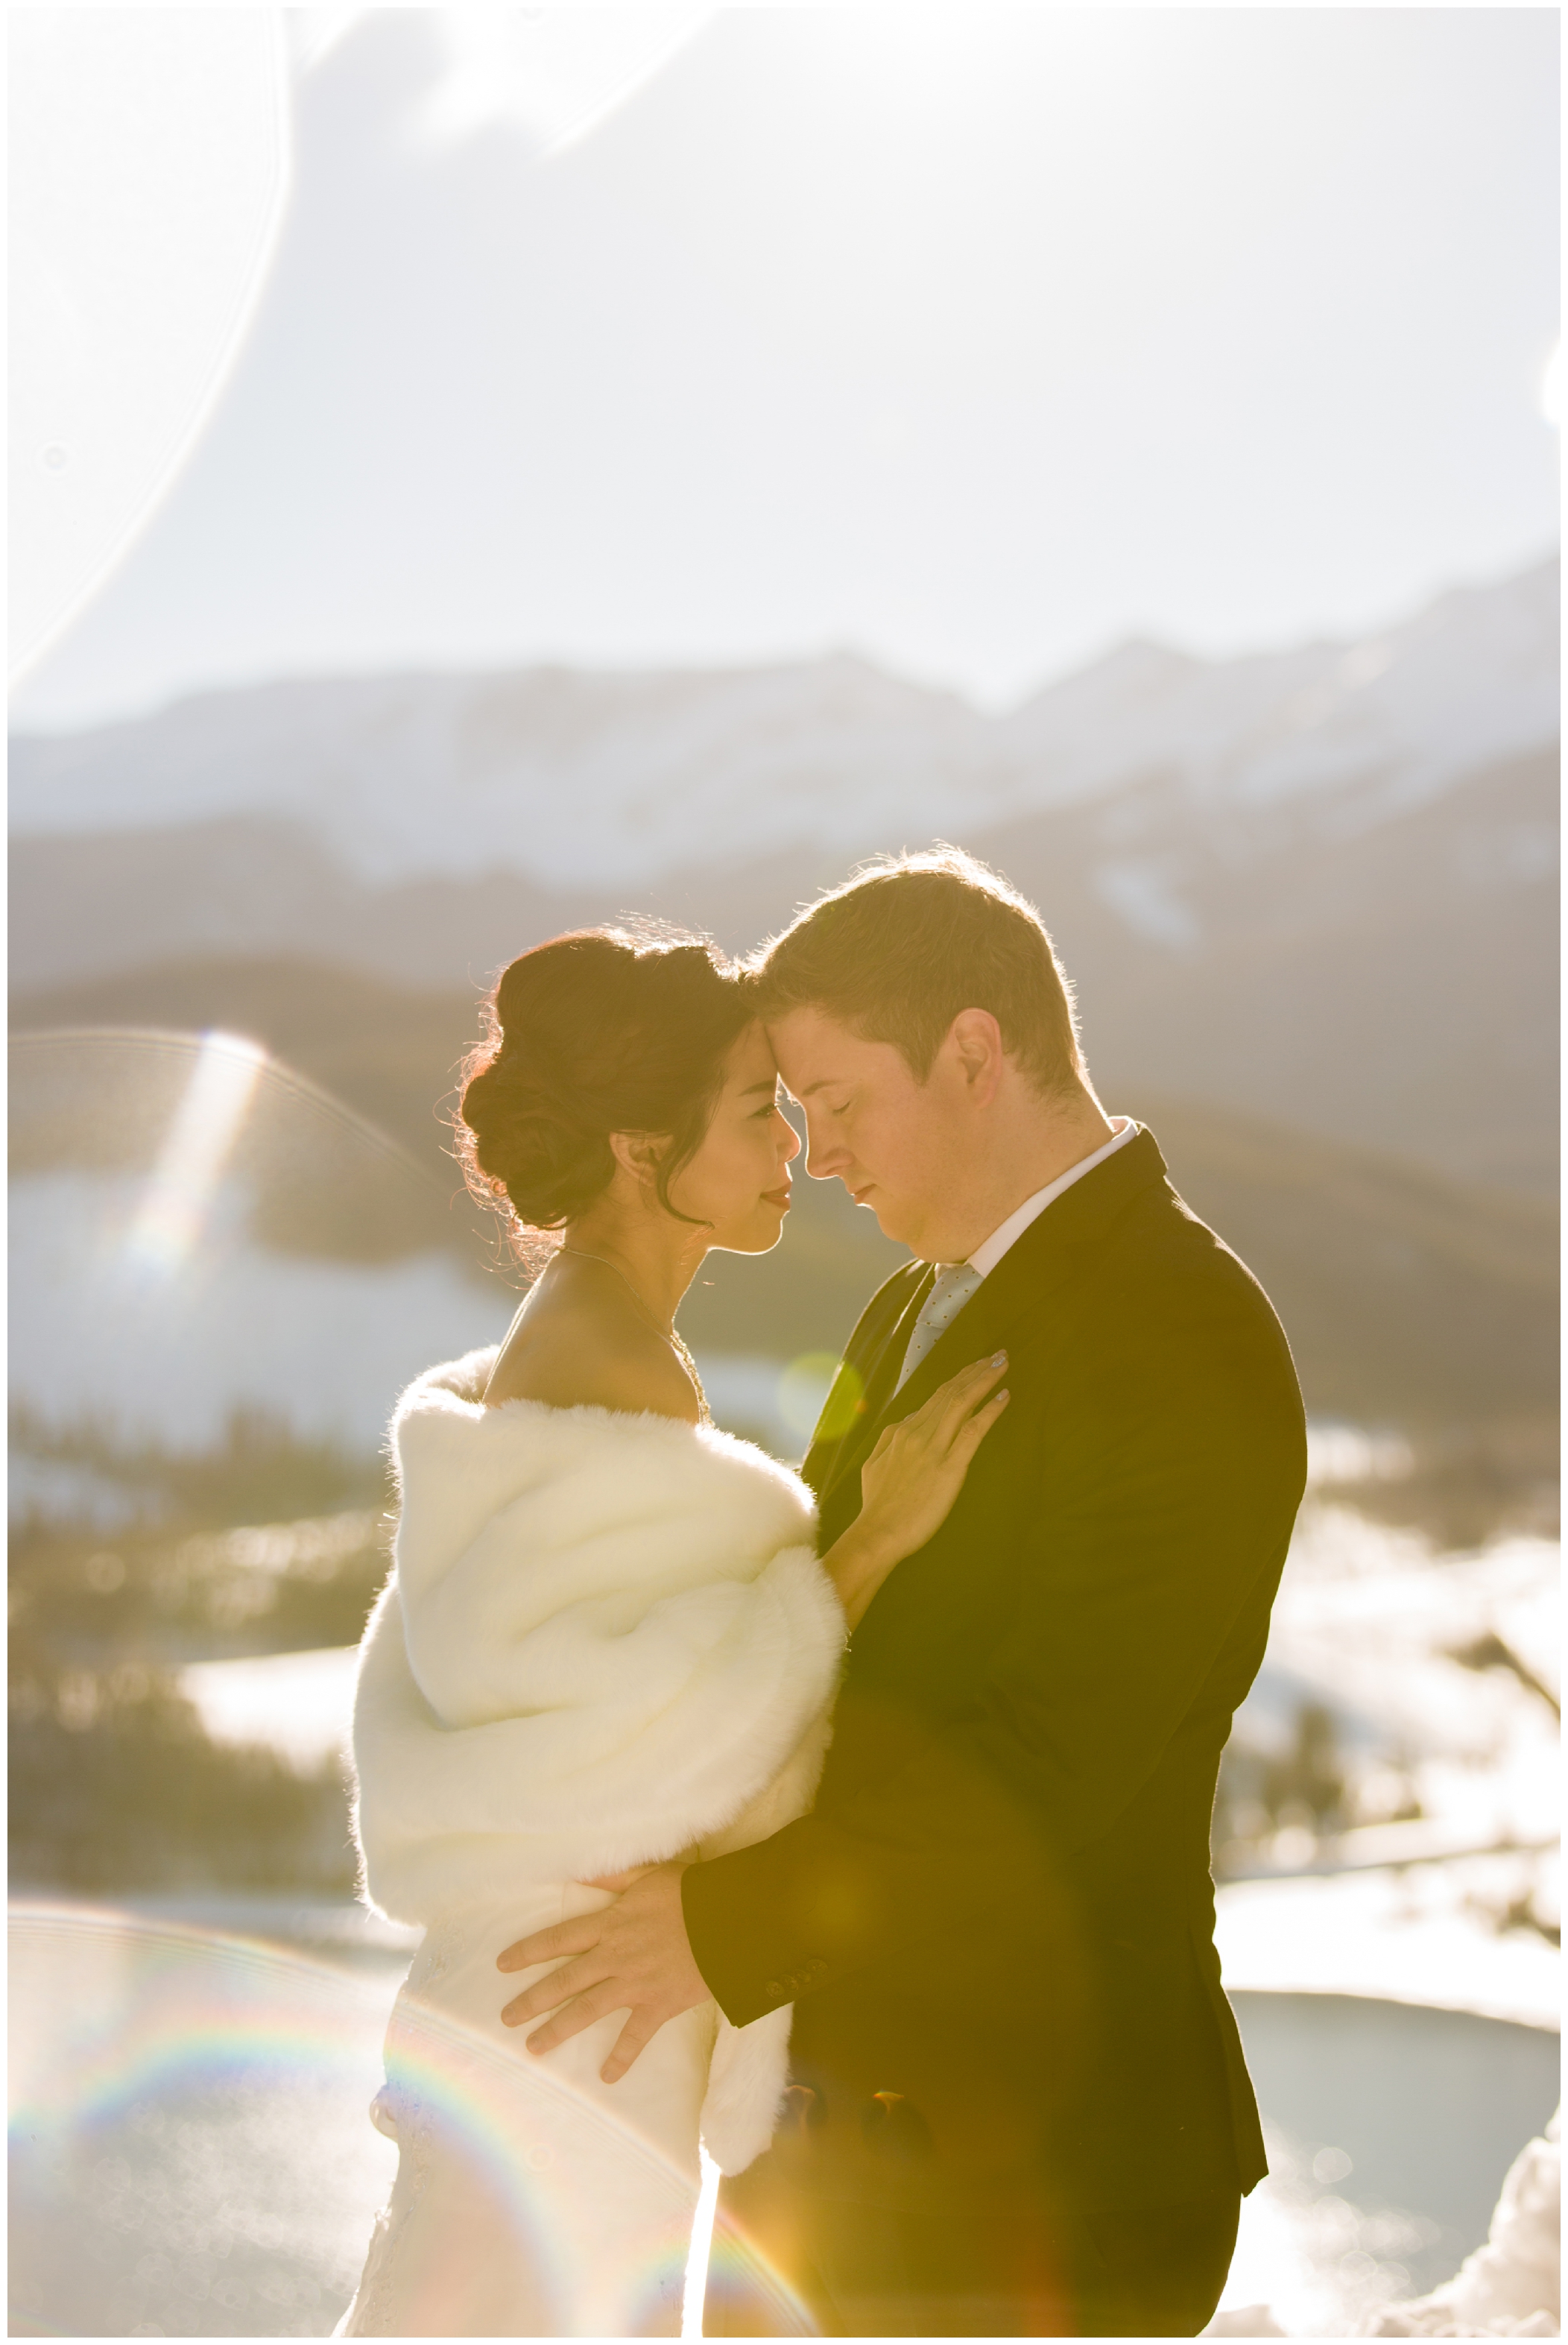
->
[496, 1861, 709, 2083]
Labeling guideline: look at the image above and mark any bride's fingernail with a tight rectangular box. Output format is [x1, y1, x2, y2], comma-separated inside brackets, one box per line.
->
[990, 1351, 1007, 1366]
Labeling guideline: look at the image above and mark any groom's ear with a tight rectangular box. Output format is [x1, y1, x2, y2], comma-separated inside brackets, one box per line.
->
[944, 1009, 1006, 1103]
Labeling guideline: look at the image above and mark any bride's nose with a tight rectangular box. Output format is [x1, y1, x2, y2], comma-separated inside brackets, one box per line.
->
[778, 1117, 803, 1164]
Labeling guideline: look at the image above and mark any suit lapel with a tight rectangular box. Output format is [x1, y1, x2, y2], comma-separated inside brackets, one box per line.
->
[835, 1130, 1172, 1484]
[803, 1261, 931, 1503]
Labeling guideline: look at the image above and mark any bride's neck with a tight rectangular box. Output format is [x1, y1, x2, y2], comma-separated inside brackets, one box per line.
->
[559, 1202, 707, 1332]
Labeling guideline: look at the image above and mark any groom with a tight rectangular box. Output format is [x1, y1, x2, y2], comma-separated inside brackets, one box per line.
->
[499, 848, 1307, 2336]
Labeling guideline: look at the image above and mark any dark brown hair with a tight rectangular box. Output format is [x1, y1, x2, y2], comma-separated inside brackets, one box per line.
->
[750, 846, 1085, 1093]
[458, 927, 751, 1234]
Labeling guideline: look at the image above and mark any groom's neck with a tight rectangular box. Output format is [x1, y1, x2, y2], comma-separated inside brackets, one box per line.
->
[924, 1082, 1115, 1264]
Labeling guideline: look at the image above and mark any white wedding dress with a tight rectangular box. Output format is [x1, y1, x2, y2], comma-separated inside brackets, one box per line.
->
[335, 1348, 844, 2338]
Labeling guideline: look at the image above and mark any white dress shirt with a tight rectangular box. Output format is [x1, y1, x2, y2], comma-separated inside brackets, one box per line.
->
[963, 1116, 1139, 1282]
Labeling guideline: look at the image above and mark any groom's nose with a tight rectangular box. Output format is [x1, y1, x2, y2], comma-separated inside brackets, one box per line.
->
[804, 1123, 848, 1180]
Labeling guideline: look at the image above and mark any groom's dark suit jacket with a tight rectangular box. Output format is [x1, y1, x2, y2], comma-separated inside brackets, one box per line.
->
[684, 1129, 1306, 2214]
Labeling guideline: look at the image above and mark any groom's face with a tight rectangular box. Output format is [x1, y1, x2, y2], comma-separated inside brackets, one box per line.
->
[767, 1006, 973, 1260]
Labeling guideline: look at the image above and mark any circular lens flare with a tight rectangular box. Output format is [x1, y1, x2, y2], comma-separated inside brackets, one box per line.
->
[777, 1353, 862, 1445]
[10, 1902, 825, 2338]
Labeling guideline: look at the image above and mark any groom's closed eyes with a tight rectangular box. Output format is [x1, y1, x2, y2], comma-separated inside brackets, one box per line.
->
[794, 1082, 856, 1119]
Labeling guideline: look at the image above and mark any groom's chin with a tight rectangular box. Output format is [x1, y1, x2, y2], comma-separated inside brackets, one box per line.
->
[856, 1195, 906, 1246]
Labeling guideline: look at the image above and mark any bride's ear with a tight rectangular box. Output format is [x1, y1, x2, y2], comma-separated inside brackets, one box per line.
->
[607, 1129, 671, 1192]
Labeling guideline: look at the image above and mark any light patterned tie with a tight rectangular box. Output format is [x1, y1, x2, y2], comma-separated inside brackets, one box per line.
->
[894, 1262, 984, 1393]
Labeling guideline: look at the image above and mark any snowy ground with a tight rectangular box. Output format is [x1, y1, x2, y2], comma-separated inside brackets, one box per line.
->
[9, 1899, 1556, 2340]
[1250, 1508, 1558, 1851]
[8, 1907, 402, 2341]
[1210, 1997, 1557, 2334]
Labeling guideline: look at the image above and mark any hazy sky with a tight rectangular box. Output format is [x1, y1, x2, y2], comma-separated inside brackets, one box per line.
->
[13, 5, 1560, 730]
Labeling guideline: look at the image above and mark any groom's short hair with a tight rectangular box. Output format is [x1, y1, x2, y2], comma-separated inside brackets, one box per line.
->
[750, 847, 1086, 1095]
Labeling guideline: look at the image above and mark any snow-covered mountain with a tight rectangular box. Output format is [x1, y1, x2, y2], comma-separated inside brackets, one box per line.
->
[1004, 561, 1556, 826]
[10, 561, 1557, 891]
[10, 558, 1558, 1194]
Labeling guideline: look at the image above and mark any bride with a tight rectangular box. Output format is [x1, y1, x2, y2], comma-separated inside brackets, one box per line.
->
[337, 927, 1007, 2338]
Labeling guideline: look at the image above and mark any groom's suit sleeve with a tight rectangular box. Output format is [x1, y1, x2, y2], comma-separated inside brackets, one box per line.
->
[682, 1251, 1306, 2027]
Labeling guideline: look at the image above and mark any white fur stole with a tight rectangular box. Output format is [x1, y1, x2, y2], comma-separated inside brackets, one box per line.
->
[348, 1346, 844, 2172]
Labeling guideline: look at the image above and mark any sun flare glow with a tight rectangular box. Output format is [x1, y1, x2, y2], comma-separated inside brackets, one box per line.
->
[125, 1031, 266, 1277]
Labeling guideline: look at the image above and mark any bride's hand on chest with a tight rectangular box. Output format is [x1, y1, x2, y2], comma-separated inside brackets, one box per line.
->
[821, 1354, 1010, 1630]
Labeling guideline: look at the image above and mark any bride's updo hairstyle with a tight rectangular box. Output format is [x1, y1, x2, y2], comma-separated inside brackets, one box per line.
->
[458, 927, 752, 1238]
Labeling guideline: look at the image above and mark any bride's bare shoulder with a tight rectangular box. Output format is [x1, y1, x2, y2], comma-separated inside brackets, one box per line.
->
[481, 1281, 701, 1425]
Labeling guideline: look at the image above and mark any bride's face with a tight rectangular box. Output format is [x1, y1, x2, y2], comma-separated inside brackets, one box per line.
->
[666, 1020, 801, 1254]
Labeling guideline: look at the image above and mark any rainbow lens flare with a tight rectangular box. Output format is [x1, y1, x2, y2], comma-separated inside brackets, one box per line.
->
[9, 1901, 819, 2338]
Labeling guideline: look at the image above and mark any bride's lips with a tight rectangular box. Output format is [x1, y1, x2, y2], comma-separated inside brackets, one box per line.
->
[762, 1187, 791, 1208]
